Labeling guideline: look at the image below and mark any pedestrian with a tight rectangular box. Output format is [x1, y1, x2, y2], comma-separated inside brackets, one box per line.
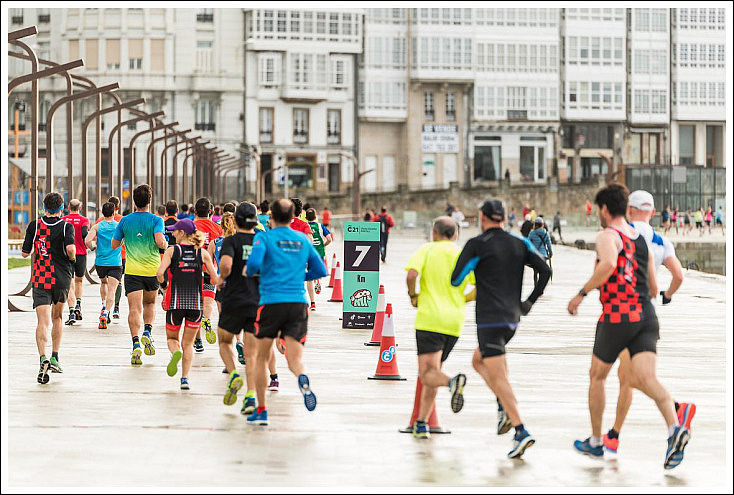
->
[671, 206, 679, 235]
[258, 200, 271, 232]
[508, 208, 517, 230]
[450, 207, 465, 237]
[157, 218, 219, 390]
[305, 207, 333, 310]
[21, 192, 76, 383]
[567, 184, 690, 469]
[84, 201, 123, 330]
[601, 190, 692, 453]
[405, 216, 473, 439]
[522, 203, 530, 219]
[505, 168, 511, 182]
[520, 214, 533, 238]
[528, 218, 553, 285]
[378, 207, 396, 263]
[585, 200, 593, 227]
[111, 184, 168, 366]
[192, 197, 224, 352]
[552, 210, 564, 243]
[661, 205, 671, 233]
[97, 196, 126, 319]
[705, 207, 713, 235]
[451, 199, 551, 459]
[363, 209, 374, 222]
[244, 199, 328, 426]
[62, 199, 90, 326]
[321, 205, 331, 230]
[162, 200, 179, 247]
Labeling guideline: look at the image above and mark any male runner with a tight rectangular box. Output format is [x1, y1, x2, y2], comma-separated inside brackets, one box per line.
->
[245, 199, 328, 426]
[63, 199, 90, 325]
[258, 201, 270, 232]
[406, 216, 473, 439]
[377, 207, 395, 263]
[22, 192, 76, 382]
[193, 197, 223, 351]
[84, 202, 123, 329]
[289, 198, 313, 240]
[178, 204, 190, 220]
[451, 199, 551, 459]
[162, 200, 179, 248]
[602, 190, 693, 453]
[97, 196, 125, 319]
[567, 184, 690, 469]
[111, 184, 167, 365]
[305, 208, 332, 309]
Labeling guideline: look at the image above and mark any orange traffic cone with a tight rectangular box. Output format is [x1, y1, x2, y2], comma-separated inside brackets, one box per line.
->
[364, 285, 386, 346]
[398, 379, 451, 434]
[327, 254, 337, 288]
[368, 304, 405, 381]
[328, 262, 343, 302]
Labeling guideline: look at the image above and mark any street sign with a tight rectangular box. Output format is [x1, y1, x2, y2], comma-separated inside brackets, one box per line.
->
[342, 221, 380, 329]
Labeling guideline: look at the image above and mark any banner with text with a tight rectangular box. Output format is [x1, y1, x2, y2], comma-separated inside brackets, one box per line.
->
[421, 124, 459, 153]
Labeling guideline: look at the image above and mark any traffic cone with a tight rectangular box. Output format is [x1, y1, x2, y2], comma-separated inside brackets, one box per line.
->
[397, 379, 451, 434]
[327, 254, 337, 288]
[368, 304, 406, 381]
[364, 285, 386, 346]
[328, 262, 343, 302]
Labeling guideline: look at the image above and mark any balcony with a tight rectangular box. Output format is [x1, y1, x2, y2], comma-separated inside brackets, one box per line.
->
[195, 123, 216, 131]
[197, 13, 213, 22]
[280, 84, 328, 103]
[507, 110, 528, 121]
[38, 14, 50, 23]
[293, 130, 308, 144]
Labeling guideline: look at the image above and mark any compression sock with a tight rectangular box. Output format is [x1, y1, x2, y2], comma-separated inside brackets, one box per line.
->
[132, 336, 140, 347]
[143, 324, 152, 335]
[245, 390, 256, 399]
[270, 374, 278, 381]
[40, 355, 47, 363]
[668, 424, 677, 437]
[115, 284, 122, 306]
[75, 298, 81, 308]
[52, 351, 59, 361]
[607, 428, 619, 440]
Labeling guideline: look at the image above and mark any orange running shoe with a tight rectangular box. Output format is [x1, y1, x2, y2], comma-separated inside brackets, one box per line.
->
[602, 432, 620, 453]
[677, 402, 696, 430]
[99, 314, 108, 330]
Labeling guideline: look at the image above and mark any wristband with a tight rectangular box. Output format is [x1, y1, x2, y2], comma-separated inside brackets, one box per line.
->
[578, 288, 588, 297]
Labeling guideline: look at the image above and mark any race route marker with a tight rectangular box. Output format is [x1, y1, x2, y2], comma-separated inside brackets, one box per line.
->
[342, 221, 380, 329]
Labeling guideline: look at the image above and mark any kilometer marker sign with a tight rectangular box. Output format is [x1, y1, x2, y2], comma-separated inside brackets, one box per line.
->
[342, 221, 380, 329]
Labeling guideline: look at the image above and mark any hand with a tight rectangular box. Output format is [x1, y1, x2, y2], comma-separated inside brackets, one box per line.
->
[660, 291, 672, 305]
[409, 294, 418, 308]
[567, 294, 584, 315]
[520, 299, 533, 316]
[160, 280, 168, 290]
[465, 289, 476, 303]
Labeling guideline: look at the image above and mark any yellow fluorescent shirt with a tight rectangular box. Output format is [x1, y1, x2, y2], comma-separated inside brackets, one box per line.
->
[404, 240, 475, 337]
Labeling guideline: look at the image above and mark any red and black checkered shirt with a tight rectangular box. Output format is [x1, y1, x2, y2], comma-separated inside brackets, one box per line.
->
[598, 229, 642, 324]
[23, 217, 75, 290]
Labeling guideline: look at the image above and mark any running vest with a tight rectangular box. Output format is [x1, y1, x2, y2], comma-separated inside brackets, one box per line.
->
[96, 220, 122, 266]
[309, 222, 326, 258]
[32, 220, 57, 289]
[598, 228, 643, 324]
[163, 244, 204, 311]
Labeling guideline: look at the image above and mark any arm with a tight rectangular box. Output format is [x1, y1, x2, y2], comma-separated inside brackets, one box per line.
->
[219, 255, 233, 280]
[647, 248, 658, 300]
[661, 256, 684, 302]
[567, 230, 618, 315]
[85, 224, 98, 251]
[21, 221, 35, 258]
[64, 223, 76, 262]
[111, 220, 123, 250]
[545, 232, 553, 257]
[245, 234, 266, 276]
[406, 269, 419, 307]
[304, 243, 328, 281]
[154, 232, 168, 250]
[201, 250, 220, 286]
[451, 239, 479, 287]
[208, 241, 217, 269]
[157, 247, 173, 284]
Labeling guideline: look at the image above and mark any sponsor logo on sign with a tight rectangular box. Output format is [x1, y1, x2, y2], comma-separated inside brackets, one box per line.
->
[381, 350, 393, 362]
[350, 289, 372, 308]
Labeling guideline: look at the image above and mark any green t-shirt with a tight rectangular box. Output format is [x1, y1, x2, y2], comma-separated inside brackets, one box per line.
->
[405, 240, 475, 337]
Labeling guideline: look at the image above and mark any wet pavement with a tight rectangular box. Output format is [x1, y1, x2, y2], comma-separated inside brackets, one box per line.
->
[5, 232, 729, 488]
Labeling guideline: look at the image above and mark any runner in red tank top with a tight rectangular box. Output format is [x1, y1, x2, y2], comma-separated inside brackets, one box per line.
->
[62, 199, 90, 325]
[193, 197, 223, 351]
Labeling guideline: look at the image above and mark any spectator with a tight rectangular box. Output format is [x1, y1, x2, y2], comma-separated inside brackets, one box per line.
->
[552, 210, 564, 243]
[520, 214, 533, 238]
[377, 207, 396, 263]
[528, 218, 553, 285]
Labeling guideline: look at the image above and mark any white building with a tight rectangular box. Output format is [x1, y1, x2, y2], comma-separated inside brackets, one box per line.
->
[242, 8, 363, 198]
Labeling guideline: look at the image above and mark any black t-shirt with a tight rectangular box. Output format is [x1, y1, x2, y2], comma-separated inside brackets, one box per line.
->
[161, 216, 178, 254]
[22, 216, 75, 289]
[219, 232, 260, 307]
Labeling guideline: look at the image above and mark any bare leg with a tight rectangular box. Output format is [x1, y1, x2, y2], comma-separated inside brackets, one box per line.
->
[268, 347, 277, 375]
[417, 352, 449, 422]
[630, 352, 677, 428]
[612, 349, 635, 433]
[51, 302, 65, 353]
[166, 329, 181, 354]
[99, 279, 108, 307]
[254, 338, 274, 409]
[218, 329, 236, 373]
[105, 278, 119, 313]
[35, 305, 51, 357]
[283, 336, 305, 377]
[142, 290, 157, 327]
[588, 355, 614, 437]
[181, 325, 198, 379]
[126, 290, 143, 338]
[472, 349, 523, 426]
[243, 332, 259, 393]
[306, 280, 315, 304]
[74, 276, 83, 305]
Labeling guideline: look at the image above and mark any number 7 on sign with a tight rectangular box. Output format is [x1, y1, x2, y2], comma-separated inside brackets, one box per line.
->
[353, 245, 371, 268]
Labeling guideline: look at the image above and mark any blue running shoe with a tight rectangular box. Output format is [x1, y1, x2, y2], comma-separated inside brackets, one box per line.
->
[574, 438, 604, 458]
[664, 426, 690, 470]
[412, 421, 431, 439]
[508, 429, 535, 458]
[247, 409, 268, 425]
[298, 374, 317, 411]
[180, 378, 190, 390]
[241, 397, 256, 416]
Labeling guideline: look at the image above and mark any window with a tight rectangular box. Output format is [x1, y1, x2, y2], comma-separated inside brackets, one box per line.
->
[636, 9, 650, 31]
[293, 108, 309, 144]
[259, 108, 273, 143]
[474, 146, 501, 181]
[290, 11, 300, 32]
[327, 110, 341, 144]
[151, 39, 165, 72]
[331, 58, 346, 88]
[38, 9, 50, 23]
[424, 91, 434, 121]
[197, 8, 213, 22]
[259, 54, 281, 86]
[569, 82, 577, 103]
[277, 11, 287, 32]
[329, 13, 339, 35]
[195, 99, 216, 131]
[105, 39, 120, 70]
[679, 125, 695, 165]
[263, 10, 273, 32]
[128, 39, 143, 70]
[11, 8, 23, 24]
[446, 92, 456, 121]
[651, 9, 666, 31]
[316, 12, 326, 34]
[9, 100, 27, 131]
[635, 51, 649, 73]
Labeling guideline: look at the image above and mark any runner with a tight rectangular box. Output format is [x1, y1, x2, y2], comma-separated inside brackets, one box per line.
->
[661, 205, 671, 233]
[156, 205, 166, 218]
[177, 204, 190, 220]
[22, 192, 76, 383]
[377, 207, 395, 263]
[670, 206, 679, 235]
[305, 207, 333, 310]
[193, 197, 224, 352]
[258, 201, 271, 232]
[683, 209, 692, 236]
[552, 210, 564, 243]
[97, 196, 126, 319]
[585, 200, 593, 227]
[715, 206, 725, 234]
[212, 206, 222, 224]
[567, 184, 690, 469]
[705, 206, 713, 235]
[405, 216, 474, 439]
[694, 207, 704, 235]
[62, 199, 90, 326]
[84, 202, 123, 329]
[528, 218, 553, 285]
[157, 219, 219, 390]
[162, 200, 179, 248]
[244, 199, 328, 426]
[289, 198, 313, 240]
[111, 184, 168, 366]
[601, 190, 693, 454]
[321, 205, 331, 231]
[451, 199, 551, 458]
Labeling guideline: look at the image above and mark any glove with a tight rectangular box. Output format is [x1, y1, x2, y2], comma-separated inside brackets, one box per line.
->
[520, 299, 533, 316]
[660, 291, 671, 305]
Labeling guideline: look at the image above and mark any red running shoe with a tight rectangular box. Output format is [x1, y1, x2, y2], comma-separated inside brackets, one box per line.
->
[677, 402, 696, 430]
[602, 432, 620, 453]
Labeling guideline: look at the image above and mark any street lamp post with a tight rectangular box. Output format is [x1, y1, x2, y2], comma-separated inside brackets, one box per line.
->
[107, 111, 164, 197]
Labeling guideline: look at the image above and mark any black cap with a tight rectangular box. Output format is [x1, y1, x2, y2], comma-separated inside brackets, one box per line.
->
[480, 199, 505, 222]
[235, 202, 258, 227]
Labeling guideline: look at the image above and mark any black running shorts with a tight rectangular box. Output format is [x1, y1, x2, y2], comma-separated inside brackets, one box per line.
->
[166, 309, 203, 332]
[96, 265, 123, 281]
[72, 254, 87, 278]
[415, 330, 459, 362]
[593, 302, 659, 364]
[218, 305, 258, 335]
[254, 303, 308, 344]
[477, 323, 518, 358]
[124, 274, 159, 295]
[32, 287, 70, 309]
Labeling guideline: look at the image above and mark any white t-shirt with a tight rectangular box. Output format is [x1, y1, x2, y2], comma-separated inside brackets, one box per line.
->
[632, 221, 676, 270]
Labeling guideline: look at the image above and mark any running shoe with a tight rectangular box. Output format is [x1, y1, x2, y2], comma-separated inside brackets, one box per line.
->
[268, 378, 279, 392]
[602, 432, 620, 453]
[448, 373, 466, 413]
[310, 302, 316, 312]
[74, 306, 83, 321]
[241, 397, 256, 415]
[37, 359, 50, 384]
[573, 438, 604, 458]
[221, 367, 228, 374]
[194, 338, 205, 353]
[315, 280, 322, 294]
[180, 378, 190, 390]
[664, 426, 690, 470]
[247, 409, 268, 426]
[298, 374, 317, 411]
[236, 341, 246, 365]
[223, 372, 244, 406]
[131, 346, 143, 366]
[112, 306, 120, 319]
[412, 421, 431, 439]
[65, 312, 76, 326]
[49, 356, 63, 373]
[508, 429, 535, 459]
[141, 332, 155, 356]
[99, 313, 108, 330]
[497, 409, 513, 435]
[677, 402, 696, 430]
[203, 317, 216, 344]
[167, 350, 182, 377]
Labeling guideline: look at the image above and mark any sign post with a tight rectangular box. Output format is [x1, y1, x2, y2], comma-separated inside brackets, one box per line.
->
[342, 221, 380, 329]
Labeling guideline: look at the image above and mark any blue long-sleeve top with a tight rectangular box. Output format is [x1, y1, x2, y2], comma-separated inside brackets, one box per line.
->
[246, 226, 328, 305]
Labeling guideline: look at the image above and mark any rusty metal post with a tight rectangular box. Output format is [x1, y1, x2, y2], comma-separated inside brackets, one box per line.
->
[107, 111, 163, 197]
